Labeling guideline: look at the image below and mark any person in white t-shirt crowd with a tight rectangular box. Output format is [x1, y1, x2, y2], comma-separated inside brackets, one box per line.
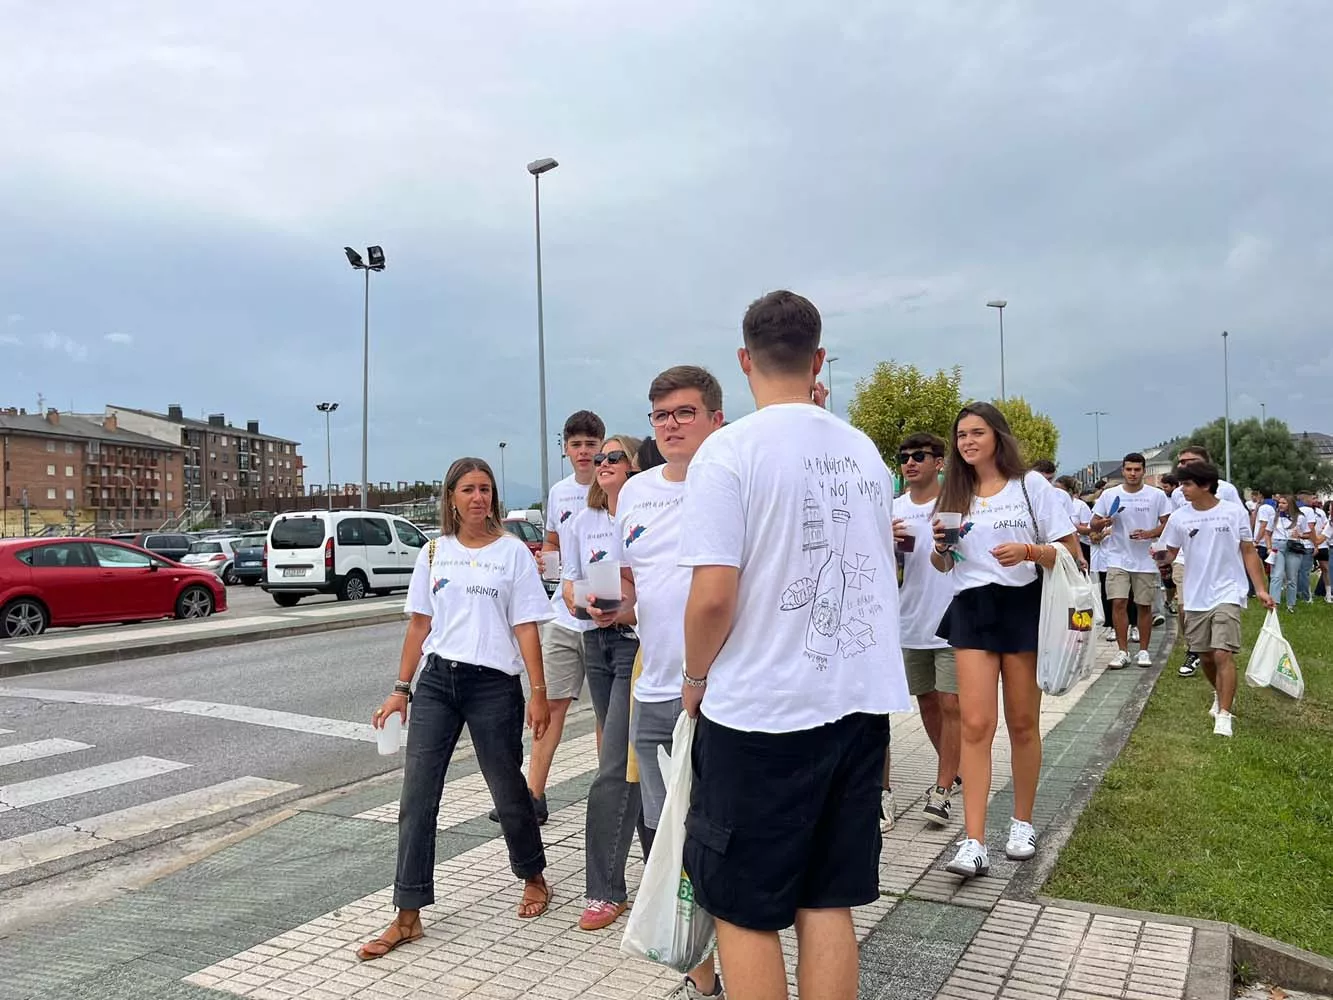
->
[1266, 495, 1310, 613]
[1252, 490, 1276, 572]
[1090, 453, 1171, 669]
[1031, 459, 1056, 483]
[560, 433, 644, 932]
[1296, 491, 1322, 603]
[1155, 474, 1181, 614]
[1305, 495, 1331, 602]
[1160, 461, 1275, 738]
[1055, 476, 1093, 568]
[620, 365, 726, 1000]
[930, 403, 1080, 879]
[492, 411, 604, 828]
[891, 433, 962, 827]
[680, 291, 908, 1000]
[361, 458, 554, 961]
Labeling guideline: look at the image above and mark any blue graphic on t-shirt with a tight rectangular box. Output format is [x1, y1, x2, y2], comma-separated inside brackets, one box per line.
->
[432, 577, 450, 595]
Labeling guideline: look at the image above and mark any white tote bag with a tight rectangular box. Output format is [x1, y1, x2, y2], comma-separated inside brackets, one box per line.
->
[621, 712, 716, 972]
[1245, 609, 1305, 699]
[1036, 546, 1100, 696]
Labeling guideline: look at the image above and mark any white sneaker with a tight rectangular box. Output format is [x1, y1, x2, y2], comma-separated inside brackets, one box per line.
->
[1102, 627, 1116, 642]
[1214, 712, 1234, 737]
[672, 976, 725, 999]
[1129, 626, 1141, 643]
[880, 789, 896, 833]
[945, 838, 990, 878]
[1209, 694, 1219, 718]
[1109, 650, 1130, 670]
[1006, 819, 1037, 860]
[1136, 650, 1153, 668]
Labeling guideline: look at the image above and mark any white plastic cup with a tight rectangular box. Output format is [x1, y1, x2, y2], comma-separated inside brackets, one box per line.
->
[376, 711, 403, 755]
[935, 512, 963, 547]
[540, 552, 560, 580]
[586, 560, 622, 604]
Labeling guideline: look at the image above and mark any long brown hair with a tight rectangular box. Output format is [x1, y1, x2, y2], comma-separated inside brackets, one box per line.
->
[936, 402, 1029, 515]
[440, 458, 504, 537]
[587, 434, 643, 512]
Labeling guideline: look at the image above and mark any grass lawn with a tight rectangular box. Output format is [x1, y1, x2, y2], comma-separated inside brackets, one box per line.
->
[1045, 602, 1333, 958]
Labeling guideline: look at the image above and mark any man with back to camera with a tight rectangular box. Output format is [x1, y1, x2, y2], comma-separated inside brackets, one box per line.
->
[678, 290, 909, 1000]
[1091, 453, 1170, 669]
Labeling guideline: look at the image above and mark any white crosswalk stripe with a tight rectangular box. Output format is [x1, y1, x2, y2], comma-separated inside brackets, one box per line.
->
[0, 756, 190, 813]
[0, 739, 93, 768]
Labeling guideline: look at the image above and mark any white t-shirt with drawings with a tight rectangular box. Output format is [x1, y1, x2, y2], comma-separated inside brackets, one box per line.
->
[404, 533, 553, 675]
[1161, 502, 1254, 612]
[679, 404, 909, 734]
[1268, 510, 1309, 547]
[545, 474, 594, 633]
[1093, 485, 1171, 574]
[617, 467, 690, 704]
[948, 472, 1075, 592]
[892, 493, 952, 650]
[562, 507, 623, 584]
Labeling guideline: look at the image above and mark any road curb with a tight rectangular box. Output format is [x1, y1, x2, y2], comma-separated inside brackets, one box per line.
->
[0, 609, 406, 679]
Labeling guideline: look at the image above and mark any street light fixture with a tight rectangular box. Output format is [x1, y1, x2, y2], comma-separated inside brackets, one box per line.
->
[1222, 330, 1232, 481]
[1085, 410, 1108, 488]
[986, 300, 1008, 400]
[316, 402, 339, 511]
[498, 441, 508, 514]
[527, 156, 559, 500]
[825, 355, 840, 411]
[344, 244, 386, 511]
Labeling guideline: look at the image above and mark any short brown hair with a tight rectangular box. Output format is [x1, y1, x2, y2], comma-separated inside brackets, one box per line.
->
[1178, 442, 1211, 462]
[898, 432, 946, 456]
[440, 458, 503, 537]
[741, 290, 822, 375]
[563, 410, 605, 442]
[587, 434, 643, 511]
[648, 365, 723, 411]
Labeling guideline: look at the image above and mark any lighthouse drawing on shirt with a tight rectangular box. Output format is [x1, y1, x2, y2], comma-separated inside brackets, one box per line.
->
[806, 509, 850, 655]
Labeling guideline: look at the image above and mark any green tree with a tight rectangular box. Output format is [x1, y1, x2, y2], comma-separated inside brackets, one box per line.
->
[992, 396, 1059, 465]
[847, 362, 963, 463]
[1172, 417, 1331, 494]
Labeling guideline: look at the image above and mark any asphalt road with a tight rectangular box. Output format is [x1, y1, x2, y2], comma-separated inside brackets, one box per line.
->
[0, 622, 413, 888]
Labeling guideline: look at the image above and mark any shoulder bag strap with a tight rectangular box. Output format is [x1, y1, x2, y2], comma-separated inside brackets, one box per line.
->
[1019, 474, 1043, 545]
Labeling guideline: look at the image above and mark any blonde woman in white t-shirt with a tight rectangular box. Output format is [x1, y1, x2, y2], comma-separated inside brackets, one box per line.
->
[929, 403, 1080, 879]
[359, 458, 554, 961]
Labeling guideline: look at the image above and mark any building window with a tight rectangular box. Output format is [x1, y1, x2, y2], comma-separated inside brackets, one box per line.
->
[65, 442, 75, 454]
[46, 487, 56, 500]
[46, 441, 55, 453]
[167, 491, 174, 502]
[167, 472, 173, 482]
[65, 466, 74, 477]
[65, 488, 74, 501]
[47, 464, 56, 476]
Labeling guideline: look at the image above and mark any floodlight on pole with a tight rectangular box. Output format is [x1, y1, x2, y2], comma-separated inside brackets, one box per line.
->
[316, 402, 338, 510]
[987, 300, 1008, 400]
[825, 356, 840, 411]
[528, 156, 559, 500]
[498, 442, 508, 513]
[1222, 330, 1232, 481]
[344, 245, 386, 510]
[1085, 410, 1108, 488]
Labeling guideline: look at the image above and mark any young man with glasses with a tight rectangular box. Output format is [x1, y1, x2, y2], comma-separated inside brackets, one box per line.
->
[618, 365, 726, 999]
[679, 290, 908, 1000]
[891, 433, 961, 827]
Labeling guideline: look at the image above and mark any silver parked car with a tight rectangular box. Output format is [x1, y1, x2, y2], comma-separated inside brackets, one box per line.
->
[180, 537, 242, 585]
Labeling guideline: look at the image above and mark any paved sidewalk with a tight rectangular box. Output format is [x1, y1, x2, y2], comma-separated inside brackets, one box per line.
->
[0, 630, 1207, 1000]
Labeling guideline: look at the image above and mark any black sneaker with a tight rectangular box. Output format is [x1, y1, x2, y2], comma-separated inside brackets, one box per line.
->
[923, 785, 952, 827]
[1178, 652, 1199, 678]
[489, 792, 549, 825]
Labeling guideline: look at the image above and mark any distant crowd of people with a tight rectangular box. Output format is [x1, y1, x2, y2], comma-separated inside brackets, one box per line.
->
[354, 290, 1306, 1000]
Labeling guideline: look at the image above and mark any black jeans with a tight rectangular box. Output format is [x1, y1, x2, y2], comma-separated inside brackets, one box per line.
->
[394, 655, 545, 910]
[582, 625, 642, 903]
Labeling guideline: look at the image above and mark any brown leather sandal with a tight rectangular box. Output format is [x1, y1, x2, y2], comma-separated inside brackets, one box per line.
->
[518, 876, 550, 919]
[356, 915, 423, 961]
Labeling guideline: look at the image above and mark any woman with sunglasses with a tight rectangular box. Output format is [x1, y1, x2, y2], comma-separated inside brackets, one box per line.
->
[561, 434, 645, 931]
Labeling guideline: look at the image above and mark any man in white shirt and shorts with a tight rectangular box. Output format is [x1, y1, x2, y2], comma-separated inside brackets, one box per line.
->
[679, 290, 909, 1000]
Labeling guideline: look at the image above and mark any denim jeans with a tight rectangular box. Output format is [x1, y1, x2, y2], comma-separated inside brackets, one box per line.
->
[582, 625, 641, 903]
[1298, 549, 1314, 601]
[1270, 550, 1303, 610]
[394, 656, 545, 910]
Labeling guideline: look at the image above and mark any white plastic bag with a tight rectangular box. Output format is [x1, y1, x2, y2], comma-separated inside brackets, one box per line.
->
[621, 712, 716, 972]
[1037, 546, 1100, 696]
[1245, 609, 1305, 699]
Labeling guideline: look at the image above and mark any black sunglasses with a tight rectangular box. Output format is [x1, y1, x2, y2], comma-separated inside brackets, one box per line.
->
[898, 450, 942, 464]
[593, 450, 630, 466]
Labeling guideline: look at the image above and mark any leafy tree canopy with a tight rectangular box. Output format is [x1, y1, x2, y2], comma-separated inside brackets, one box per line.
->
[991, 396, 1059, 466]
[1172, 417, 1331, 494]
[847, 362, 962, 464]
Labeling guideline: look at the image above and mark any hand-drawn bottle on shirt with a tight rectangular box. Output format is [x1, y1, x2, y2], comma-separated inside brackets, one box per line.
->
[806, 509, 850, 656]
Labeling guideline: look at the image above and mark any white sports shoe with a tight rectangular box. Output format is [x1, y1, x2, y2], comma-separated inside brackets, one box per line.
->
[880, 789, 896, 833]
[945, 838, 990, 878]
[1109, 651, 1130, 670]
[1136, 650, 1153, 668]
[1006, 819, 1037, 860]
[1209, 694, 1220, 718]
[1129, 626, 1141, 643]
[1214, 712, 1234, 737]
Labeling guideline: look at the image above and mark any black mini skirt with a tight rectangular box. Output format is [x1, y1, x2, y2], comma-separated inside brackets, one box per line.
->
[936, 577, 1043, 654]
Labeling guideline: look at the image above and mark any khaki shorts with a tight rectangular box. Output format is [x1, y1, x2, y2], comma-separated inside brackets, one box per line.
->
[1183, 604, 1243, 653]
[1106, 567, 1157, 605]
[902, 646, 958, 696]
[1171, 562, 1185, 595]
[541, 623, 586, 700]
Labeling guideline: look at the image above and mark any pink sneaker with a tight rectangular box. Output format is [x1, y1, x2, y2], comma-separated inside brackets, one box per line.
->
[579, 900, 627, 931]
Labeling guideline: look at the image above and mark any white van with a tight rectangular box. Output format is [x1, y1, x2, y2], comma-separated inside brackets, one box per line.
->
[262, 510, 430, 607]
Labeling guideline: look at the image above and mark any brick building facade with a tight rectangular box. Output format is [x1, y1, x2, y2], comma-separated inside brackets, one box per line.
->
[0, 408, 186, 535]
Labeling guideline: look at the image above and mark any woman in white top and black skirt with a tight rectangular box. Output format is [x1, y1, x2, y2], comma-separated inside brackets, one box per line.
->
[360, 457, 554, 961]
[930, 404, 1080, 879]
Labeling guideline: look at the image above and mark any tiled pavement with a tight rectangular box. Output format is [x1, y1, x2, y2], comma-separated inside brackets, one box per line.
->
[0, 630, 1213, 1000]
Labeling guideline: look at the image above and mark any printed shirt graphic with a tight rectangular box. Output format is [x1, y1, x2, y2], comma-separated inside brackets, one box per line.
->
[950, 472, 1075, 592]
[544, 473, 593, 632]
[617, 468, 689, 703]
[1268, 510, 1308, 546]
[1161, 502, 1253, 612]
[679, 404, 909, 734]
[1093, 485, 1171, 574]
[562, 506, 625, 602]
[404, 534, 552, 675]
[892, 494, 952, 650]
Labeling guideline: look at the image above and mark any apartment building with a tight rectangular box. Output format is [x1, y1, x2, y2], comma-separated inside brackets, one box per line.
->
[106, 405, 304, 503]
[0, 408, 185, 533]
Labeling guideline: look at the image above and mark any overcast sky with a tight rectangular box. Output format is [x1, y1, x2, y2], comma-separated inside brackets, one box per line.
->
[2, 0, 1328, 500]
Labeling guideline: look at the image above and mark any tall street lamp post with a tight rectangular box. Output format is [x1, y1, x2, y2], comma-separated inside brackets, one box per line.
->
[825, 355, 840, 411]
[316, 402, 338, 511]
[344, 245, 386, 510]
[498, 441, 508, 513]
[1086, 410, 1108, 488]
[527, 156, 559, 500]
[1222, 330, 1232, 481]
[987, 299, 1007, 400]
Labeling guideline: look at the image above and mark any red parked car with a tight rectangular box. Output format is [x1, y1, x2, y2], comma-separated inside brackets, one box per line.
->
[0, 537, 228, 638]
